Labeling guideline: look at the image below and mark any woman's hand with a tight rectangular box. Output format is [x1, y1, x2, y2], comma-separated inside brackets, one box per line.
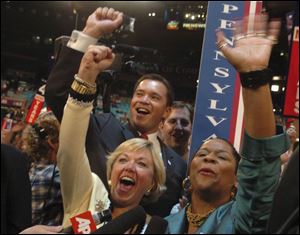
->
[216, 14, 281, 72]
[77, 45, 115, 84]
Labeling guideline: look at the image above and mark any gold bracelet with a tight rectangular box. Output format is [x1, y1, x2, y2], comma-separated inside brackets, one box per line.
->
[74, 74, 96, 89]
[71, 80, 96, 95]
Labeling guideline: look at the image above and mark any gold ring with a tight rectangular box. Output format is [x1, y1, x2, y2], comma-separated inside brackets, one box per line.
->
[234, 35, 246, 42]
[267, 35, 278, 44]
[216, 42, 228, 50]
[256, 32, 267, 37]
[245, 33, 257, 38]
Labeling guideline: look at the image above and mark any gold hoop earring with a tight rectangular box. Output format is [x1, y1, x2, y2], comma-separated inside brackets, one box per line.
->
[145, 184, 154, 196]
[230, 186, 237, 200]
[182, 176, 192, 192]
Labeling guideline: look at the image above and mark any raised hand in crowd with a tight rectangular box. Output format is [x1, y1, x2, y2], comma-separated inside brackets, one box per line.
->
[45, 7, 124, 122]
[77, 45, 115, 84]
[216, 14, 281, 137]
[83, 7, 123, 38]
[165, 13, 289, 234]
[46, 6, 187, 220]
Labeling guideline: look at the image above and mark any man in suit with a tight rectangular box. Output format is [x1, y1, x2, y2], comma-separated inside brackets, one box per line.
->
[159, 101, 194, 162]
[45, 7, 186, 217]
[1, 144, 32, 234]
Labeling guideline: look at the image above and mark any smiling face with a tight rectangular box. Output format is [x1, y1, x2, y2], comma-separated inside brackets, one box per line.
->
[130, 79, 169, 134]
[189, 139, 237, 199]
[160, 107, 192, 151]
[109, 149, 155, 208]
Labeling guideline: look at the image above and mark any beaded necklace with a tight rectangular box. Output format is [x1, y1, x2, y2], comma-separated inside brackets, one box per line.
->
[186, 204, 215, 227]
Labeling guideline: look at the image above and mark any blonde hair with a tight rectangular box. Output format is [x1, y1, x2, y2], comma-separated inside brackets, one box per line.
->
[106, 138, 166, 204]
[22, 111, 60, 162]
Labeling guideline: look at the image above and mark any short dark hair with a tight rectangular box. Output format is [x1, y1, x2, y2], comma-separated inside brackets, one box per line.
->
[171, 101, 194, 123]
[133, 74, 174, 106]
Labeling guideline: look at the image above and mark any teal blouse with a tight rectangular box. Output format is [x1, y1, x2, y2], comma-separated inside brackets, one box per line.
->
[165, 131, 290, 234]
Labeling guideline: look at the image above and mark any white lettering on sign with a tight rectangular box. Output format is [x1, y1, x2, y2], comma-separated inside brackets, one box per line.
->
[75, 217, 91, 234]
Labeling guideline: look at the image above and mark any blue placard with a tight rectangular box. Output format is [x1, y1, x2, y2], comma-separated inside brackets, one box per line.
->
[189, 1, 261, 161]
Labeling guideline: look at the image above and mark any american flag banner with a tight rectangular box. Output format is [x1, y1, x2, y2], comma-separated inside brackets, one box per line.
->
[189, 1, 262, 161]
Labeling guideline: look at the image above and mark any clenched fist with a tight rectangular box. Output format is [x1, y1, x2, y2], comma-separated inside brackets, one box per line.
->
[83, 7, 124, 39]
[78, 45, 115, 84]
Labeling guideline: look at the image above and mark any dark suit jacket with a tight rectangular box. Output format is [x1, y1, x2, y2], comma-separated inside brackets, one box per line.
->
[45, 46, 187, 217]
[1, 144, 32, 234]
[267, 146, 299, 234]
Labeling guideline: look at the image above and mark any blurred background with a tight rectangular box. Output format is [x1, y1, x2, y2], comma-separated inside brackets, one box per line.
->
[1, 1, 299, 123]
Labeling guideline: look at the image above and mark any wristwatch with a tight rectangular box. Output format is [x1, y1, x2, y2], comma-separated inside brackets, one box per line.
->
[239, 69, 273, 89]
[71, 80, 96, 95]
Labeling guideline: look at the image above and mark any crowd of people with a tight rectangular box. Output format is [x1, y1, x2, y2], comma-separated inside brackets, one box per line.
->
[1, 6, 299, 234]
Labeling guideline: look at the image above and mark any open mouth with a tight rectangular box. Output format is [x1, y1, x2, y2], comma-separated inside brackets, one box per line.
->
[119, 176, 136, 186]
[172, 132, 184, 139]
[136, 108, 150, 115]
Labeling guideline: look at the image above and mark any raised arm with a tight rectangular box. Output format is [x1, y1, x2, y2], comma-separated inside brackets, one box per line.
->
[216, 15, 290, 234]
[45, 7, 123, 122]
[57, 45, 115, 227]
[217, 14, 280, 138]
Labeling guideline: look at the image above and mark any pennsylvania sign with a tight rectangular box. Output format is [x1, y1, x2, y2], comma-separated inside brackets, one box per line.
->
[189, 1, 262, 160]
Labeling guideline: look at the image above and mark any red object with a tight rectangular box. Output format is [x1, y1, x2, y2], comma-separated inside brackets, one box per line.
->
[139, 133, 148, 140]
[25, 94, 45, 124]
[70, 211, 97, 234]
[284, 26, 299, 117]
[1, 118, 13, 131]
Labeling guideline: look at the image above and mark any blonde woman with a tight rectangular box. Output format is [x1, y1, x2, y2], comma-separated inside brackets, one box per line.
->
[57, 45, 166, 231]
